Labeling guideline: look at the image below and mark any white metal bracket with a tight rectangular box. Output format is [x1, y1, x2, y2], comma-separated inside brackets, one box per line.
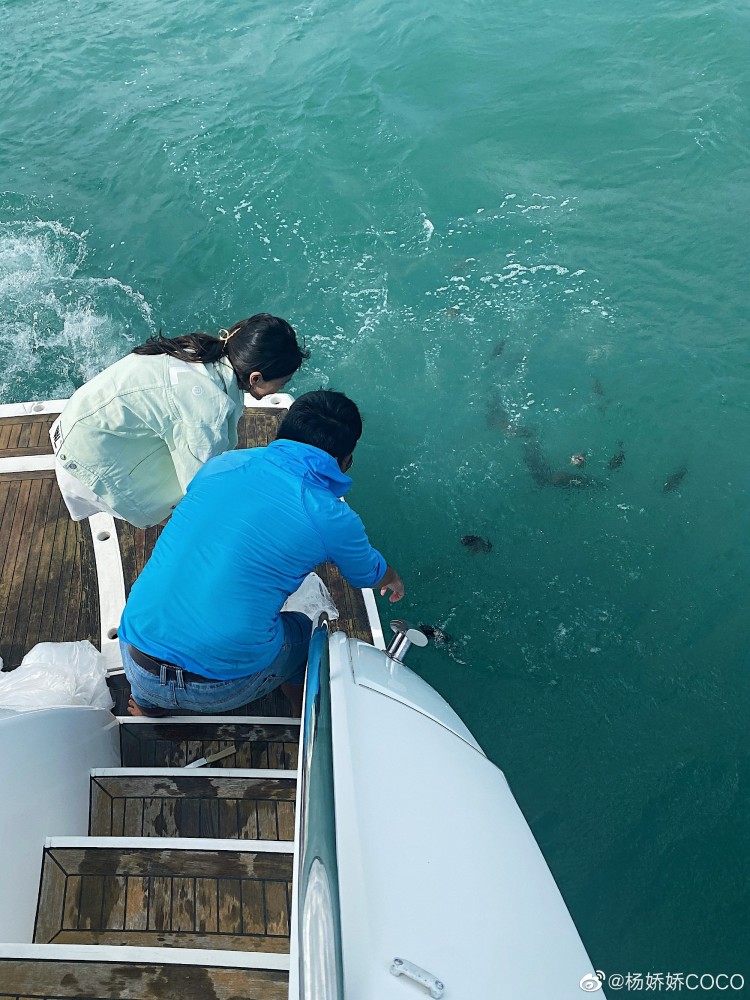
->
[390, 957, 445, 998]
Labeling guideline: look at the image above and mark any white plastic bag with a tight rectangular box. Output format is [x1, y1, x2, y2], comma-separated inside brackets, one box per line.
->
[281, 572, 339, 626]
[0, 640, 114, 712]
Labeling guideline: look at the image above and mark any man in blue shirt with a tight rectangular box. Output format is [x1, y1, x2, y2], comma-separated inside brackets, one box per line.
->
[118, 390, 404, 717]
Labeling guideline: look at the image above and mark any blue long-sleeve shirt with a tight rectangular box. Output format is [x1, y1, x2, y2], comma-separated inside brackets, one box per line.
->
[118, 439, 386, 678]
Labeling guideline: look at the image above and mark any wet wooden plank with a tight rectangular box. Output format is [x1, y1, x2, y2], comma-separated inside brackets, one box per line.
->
[61, 876, 83, 933]
[199, 798, 220, 839]
[160, 797, 180, 837]
[176, 797, 202, 839]
[50, 927, 290, 952]
[111, 798, 126, 837]
[115, 520, 165, 599]
[77, 875, 105, 930]
[317, 560, 373, 644]
[172, 876, 196, 932]
[0, 472, 99, 669]
[33, 852, 66, 944]
[264, 881, 291, 937]
[195, 877, 218, 933]
[0, 414, 55, 458]
[14, 478, 57, 658]
[101, 875, 127, 931]
[241, 879, 266, 935]
[121, 798, 144, 837]
[0, 478, 41, 663]
[89, 778, 112, 837]
[276, 801, 296, 842]
[251, 740, 270, 770]
[257, 798, 278, 841]
[142, 798, 164, 838]
[218, 799, 240, 840]
[91, 773, 296, 802]
[0, 958, 289, 1000]
[238, 799, 260, 840]
[124, 877, 149, 931]
[147, 876, 172, 931]
[47, 846, 293, 880]
[218, 878, 243, 935]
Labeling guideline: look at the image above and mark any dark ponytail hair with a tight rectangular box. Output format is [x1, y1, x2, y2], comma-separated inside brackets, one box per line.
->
[132, 313, 309, 387]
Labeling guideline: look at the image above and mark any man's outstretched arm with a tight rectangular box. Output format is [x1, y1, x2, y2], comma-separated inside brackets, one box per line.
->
[317, 499, 405, 601]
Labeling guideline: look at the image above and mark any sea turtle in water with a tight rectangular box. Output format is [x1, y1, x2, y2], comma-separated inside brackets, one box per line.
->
[593, 376, 609, 415]
[419, 624, 454, 645]
[548, 470, 606, 488]
[608, 441, 625, 470]
[522, 438, 605, 488]
[570, 453, 586, 467]
[491, 338, 507, 357]
[461, 534, 493, 554]
[663, 466, 687, 492]
[485, 397, 533, 438]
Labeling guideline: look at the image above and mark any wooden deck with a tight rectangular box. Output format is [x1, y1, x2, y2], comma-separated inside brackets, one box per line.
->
[0, 957, 289, 1000]
[0, 404, 374, 679]
[0, 412, 56, 458]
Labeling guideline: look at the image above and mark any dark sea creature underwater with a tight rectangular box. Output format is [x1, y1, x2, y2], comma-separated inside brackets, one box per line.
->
[491, 338, 507, 357]
[419, 624, 454, 645]
[461, 535, 493, 554]
[593, 377, 604, 397]
[485, 397, 533, 438]
[663, 466, 688, 493]
[522, 437, 606, 488]
[608, 441, 625, 470]
[521, 436, 553, 487]
[548, 470, 607, 488]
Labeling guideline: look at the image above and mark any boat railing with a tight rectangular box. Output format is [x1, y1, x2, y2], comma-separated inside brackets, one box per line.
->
[295, 621, 345, 999]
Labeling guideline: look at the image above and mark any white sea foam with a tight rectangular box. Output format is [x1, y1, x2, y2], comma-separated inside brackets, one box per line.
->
[0, 217, 155, 401]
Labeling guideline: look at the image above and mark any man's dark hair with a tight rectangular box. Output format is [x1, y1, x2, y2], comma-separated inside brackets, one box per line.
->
[275, 390, 362, 459]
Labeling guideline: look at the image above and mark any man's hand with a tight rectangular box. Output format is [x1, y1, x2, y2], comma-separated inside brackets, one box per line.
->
[377, 565, 405, 603]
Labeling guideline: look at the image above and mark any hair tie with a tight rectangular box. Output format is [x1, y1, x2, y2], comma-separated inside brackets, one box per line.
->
[218, 327, 236, 344]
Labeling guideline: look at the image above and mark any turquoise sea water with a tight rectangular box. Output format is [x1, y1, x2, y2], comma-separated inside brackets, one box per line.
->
[2, 0, 749, 987]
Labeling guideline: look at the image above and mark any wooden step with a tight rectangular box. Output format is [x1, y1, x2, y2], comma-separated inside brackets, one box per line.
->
[34, 841, 293, 953]
[89, 770, 296, 841]
[0, 953, 288, 1000]
[119, 719, 300, 769]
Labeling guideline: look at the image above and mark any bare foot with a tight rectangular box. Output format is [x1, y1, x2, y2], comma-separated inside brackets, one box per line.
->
[127, 696, 147, 717]
[280, 682, 303, 719]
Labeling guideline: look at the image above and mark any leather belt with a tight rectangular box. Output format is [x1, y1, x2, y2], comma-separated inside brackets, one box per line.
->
[127, 643, 216, 684]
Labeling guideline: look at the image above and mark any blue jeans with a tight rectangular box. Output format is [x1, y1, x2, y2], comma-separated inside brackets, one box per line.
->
[120, 612, 312, 715]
